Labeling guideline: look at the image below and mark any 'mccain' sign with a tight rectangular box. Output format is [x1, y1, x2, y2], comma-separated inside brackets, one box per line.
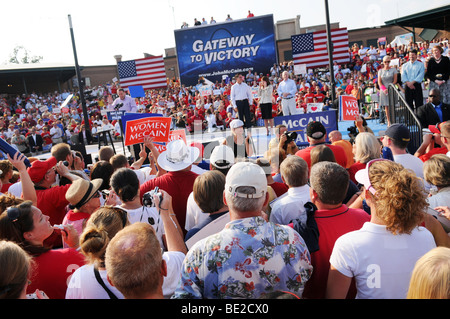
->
[124, 117, 172, 146]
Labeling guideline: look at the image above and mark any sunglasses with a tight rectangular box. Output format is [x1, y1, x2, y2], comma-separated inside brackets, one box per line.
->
[6, 207, 21, 222]
[428, 95, 438, 98]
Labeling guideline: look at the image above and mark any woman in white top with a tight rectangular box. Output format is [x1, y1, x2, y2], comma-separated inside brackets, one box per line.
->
[327, 159, 436, 299]
[424, 154, 450, 209]
[66, 198, 186, 299]
[257, 76, 274, 135]
[65, 206, 129, 299]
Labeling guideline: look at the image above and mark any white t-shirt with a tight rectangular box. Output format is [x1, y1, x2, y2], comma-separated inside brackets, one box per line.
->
[65, 251, 186, 299]
[120, 205, 165, 248]
[393, 153, 430, 191]
[393, 154, 424, 179]
[269, 185, 311, 225]
[184, 191, 209, 231]
[330, 222, 436, 299]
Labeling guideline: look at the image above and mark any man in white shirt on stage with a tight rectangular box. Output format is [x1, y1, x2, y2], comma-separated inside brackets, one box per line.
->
[230, 74, 253, 129]
[110, 88, 137, 112]
[278, 71, 299, 115]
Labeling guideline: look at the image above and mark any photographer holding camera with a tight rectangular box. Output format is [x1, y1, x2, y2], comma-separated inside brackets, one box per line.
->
[279, 130, 299, 156]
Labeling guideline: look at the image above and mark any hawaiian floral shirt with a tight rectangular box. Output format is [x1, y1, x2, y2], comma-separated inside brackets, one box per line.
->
[172, 216, 313, 299]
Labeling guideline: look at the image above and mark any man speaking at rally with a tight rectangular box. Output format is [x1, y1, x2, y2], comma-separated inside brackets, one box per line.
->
[110, 88, 138, 112]
[230, 73, 253, 129]
[278, 71, 299, 115]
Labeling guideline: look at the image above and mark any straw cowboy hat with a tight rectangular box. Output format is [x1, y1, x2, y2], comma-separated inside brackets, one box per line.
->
[157, 139, 200, 172]
[65, 178, 103, 209]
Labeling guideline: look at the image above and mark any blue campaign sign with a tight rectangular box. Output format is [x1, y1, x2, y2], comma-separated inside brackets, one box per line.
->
[174, 15, 277, 86]
[273, 111, 338, 148]
[128, 86, 145, 98]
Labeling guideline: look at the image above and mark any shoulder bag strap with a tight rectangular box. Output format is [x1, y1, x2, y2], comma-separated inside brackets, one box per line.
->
[93, 266, 118, 299]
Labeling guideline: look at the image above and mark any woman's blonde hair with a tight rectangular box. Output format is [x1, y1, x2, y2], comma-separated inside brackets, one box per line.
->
[423, 154, 450, 188]
[368, 160, 427, 235]
[79, 206, 129, 268]
[0, 240, 33, 299]
[354, 132, 381, 164]
[407, 247, 450, 299]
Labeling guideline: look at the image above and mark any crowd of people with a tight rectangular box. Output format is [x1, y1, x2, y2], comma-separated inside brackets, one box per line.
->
[180, 10, 256, 29]
[0, 36, 449, 301]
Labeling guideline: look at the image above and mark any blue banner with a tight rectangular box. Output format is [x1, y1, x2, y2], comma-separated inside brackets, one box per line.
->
[174, 15, 277, 86]
[273, 111, 338, 148]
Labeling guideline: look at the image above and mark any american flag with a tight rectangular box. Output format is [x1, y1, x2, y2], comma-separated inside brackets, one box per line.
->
[117, 56, 167, 90]
[291, 28, 350, 68]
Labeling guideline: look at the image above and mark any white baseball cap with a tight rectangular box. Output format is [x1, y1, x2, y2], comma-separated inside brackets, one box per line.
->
[225, 162, 267, 198]
[229, 119, 244, 129]
[209, 145, 235, 169]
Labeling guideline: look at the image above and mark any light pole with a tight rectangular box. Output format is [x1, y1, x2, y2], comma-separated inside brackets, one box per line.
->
[68, 14, 91, 132]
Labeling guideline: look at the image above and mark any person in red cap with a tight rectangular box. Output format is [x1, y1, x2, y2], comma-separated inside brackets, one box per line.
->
[27, 156, 81, 248]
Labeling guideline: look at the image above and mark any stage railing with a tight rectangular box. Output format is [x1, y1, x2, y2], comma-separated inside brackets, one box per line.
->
[387, 84, 423, 154]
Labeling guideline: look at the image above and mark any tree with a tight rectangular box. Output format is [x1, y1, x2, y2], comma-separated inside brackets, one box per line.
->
[9, 46, 43, 64]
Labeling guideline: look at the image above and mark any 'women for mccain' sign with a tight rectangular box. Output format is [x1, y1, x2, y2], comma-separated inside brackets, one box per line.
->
[174, 14, 277, 86]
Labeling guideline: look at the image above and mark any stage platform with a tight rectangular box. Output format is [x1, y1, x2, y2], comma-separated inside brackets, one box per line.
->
[35, 118, 387, 162]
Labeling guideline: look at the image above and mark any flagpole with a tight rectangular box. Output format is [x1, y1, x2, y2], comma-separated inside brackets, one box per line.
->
[324, 0, 338, 128]
[68, 14, 91, 133]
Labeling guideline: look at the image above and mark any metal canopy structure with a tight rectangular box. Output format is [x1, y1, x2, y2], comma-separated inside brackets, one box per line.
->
[384, 5, 450, 32]
[0, 63, 78, 95]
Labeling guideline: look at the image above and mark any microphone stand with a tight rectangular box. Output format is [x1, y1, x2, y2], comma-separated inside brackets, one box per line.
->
[114, 103, 126, 156]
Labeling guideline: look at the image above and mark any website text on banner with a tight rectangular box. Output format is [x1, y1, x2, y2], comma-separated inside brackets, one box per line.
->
[273, 110, 338, 148]
[153, 129, 187, 153]
[174, 14, 277, 86]
[124, 117, 172, 146]
[339, 95, 360, 121]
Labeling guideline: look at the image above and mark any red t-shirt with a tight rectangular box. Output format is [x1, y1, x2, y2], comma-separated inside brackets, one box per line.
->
[296, 205, 370, 299]
[140, 170, 199, 231]
[304, 93, 315, 104]
[269, 181, 289, 197]
[314, 93, 325, 103]
[27, 248, 86, 299]
[295, 143, 347, 169]
[419, 147, 448, 162]
[36, 184, 71, 248]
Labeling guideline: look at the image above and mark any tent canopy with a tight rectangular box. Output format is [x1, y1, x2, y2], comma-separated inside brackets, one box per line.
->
[385, 5, 450, 31]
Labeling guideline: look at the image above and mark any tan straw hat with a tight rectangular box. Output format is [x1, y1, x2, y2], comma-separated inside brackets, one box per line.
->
[65, 178, 103, 209]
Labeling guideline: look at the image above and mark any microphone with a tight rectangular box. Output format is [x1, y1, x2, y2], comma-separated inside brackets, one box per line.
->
[114, 103, 123, 110]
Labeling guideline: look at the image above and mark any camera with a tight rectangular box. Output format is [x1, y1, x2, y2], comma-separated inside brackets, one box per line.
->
[142, 187, 163, 207]
[283, 131, 298, 150]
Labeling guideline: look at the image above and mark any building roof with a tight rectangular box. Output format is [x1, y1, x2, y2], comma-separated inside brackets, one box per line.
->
[384, 5, 450, 31]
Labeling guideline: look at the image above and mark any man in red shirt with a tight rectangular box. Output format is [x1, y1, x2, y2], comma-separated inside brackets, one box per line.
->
[291, 161, 369, 299]
[304, 87, 315, 104]
[140, 138, 199, 234]
[295, 121, 347, 168]
[27, 156, 81, 248]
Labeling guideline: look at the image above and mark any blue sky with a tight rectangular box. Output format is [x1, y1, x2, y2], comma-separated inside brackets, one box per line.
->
[1, 0, 447, 66]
